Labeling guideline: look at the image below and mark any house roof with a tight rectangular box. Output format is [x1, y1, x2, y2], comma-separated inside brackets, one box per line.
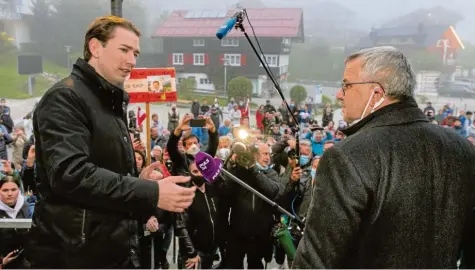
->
[153, 8, 303, 38]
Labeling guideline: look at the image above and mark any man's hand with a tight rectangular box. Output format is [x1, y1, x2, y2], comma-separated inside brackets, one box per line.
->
[290, 167, 302, 182]
[2, 250, 19, 266]
[146, 216, 159, 232]
[200, 115, 216, 133]
[157, 176, 196, 212]
[1, 160, 13, 175]
[26, 145, 35, 168]
[287, 139, 296, 149]
[174, 114, 194, 136]
[140, 161, 163, 180]
[186, 255, 200, 269]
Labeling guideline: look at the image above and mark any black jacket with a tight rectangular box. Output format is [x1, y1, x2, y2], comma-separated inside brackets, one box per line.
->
[0, 199, 29, 269]
[175, 182, 224, 259]
[225, 164, 282, 237]
[293, 99, 475, 269]
[25, 58, 159, 269]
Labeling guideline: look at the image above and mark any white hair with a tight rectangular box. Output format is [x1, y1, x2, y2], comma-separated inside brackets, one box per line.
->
[346, 46, 416, 98]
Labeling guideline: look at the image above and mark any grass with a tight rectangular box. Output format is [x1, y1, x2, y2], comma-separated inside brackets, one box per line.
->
[0, 50, 70, 99]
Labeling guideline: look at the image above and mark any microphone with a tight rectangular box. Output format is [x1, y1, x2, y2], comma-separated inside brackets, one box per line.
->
[194, 152, 304, 226]
[216, 10, 244, 40]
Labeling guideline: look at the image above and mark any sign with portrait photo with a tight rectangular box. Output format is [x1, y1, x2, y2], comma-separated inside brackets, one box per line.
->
[125, 67, 177, 103]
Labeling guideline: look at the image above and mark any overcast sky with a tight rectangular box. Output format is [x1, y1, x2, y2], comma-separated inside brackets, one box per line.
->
[144, 0, 475, 42]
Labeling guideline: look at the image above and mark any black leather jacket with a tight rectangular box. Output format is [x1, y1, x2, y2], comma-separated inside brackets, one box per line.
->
[175, 182, 224, 259]
[25, 58, 159, 268]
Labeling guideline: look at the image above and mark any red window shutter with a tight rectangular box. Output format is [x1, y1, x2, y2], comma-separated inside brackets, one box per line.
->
[241, 54, 246, 66]
[186, 54, 194, 65]
[168, 54, 173, 65]
[204, 54, 209, 65]
[184, 54, 190, 64]
[219, 54, 225, 65]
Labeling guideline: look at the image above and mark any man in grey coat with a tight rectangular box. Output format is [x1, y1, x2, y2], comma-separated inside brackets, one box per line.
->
[293, 46, 475, 269]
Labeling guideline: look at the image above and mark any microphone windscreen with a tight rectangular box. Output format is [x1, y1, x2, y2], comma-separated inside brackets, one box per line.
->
[216, 17, 237, 40]
[195, 152, 223, 183]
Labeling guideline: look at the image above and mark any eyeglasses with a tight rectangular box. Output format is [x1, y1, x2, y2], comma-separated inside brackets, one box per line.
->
[340, 81, 384, 95]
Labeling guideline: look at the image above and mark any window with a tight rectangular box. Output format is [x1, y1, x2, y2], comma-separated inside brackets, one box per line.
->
[193, 39, 205, 47]
[221, 38, 239, 47]
[193, 53, 205, 65]
[224, 54, 241, 66]
[173, 53, 183, 65]
[177, 78, 184, 84]
[282, 38, 291, 45]
[199, 78, 212, 84]
[260, 55, 278, 67]
[280, 65, 289, 74]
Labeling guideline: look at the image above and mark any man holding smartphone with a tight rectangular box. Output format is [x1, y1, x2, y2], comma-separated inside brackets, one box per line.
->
[167, 114, 218, 176]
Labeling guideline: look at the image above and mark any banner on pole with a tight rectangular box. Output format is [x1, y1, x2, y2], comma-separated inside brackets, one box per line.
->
[125, 68, 177, 103]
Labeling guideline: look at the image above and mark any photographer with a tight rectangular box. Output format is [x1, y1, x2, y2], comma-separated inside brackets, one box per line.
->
[271, 138, 313, 267]
[224, 142, 283, 269]
[167, 114, 218, 176]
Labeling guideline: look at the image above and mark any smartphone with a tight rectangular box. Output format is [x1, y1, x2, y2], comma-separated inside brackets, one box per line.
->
[134, 132, 141, 142]
[190, 119, 206, 127]
[12, 249, 24, 256]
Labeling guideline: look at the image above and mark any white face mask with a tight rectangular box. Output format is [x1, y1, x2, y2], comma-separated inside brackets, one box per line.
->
[350, 89, 385, 126]
[217, 148, 231, 159]
[186, 144, 200, 156]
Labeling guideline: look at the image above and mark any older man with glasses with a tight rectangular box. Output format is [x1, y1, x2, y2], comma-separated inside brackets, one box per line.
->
[292, 46, 475, 269]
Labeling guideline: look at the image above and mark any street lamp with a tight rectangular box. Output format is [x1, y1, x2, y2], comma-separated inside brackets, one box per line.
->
[65, 45, 72, 70]
[111, 0, 123, 17]
[223, 57, 230, 98]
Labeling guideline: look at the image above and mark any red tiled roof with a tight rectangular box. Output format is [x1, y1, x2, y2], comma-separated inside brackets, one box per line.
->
[153, 8, 303, 38]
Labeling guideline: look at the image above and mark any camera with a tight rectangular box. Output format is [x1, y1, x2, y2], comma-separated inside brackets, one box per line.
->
[230, 141, 258, 169]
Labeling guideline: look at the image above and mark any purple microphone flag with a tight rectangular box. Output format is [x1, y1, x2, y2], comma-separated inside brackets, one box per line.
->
[195, 152, 223, 183]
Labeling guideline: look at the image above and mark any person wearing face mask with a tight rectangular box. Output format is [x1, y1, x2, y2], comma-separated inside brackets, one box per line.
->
[167, 113, 218, 177]
[173, 152, 226, 269]
[293, 46, 475, 269]
[216, 136, 233, 161]
[223, 142, 283, 269]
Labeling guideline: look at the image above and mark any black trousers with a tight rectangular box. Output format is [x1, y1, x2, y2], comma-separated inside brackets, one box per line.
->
[225, 233, 273, 269]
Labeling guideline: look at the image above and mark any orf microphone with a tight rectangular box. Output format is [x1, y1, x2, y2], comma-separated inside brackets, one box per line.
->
[195, 152, 304, 227]
[195, 152, 223, 183]
[216, 10, 244, 40]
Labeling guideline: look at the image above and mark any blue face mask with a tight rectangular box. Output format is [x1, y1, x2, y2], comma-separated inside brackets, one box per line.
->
[255, 162, 271, 171]
[299, 155, 310, 166]
[311, 169, 316, 179]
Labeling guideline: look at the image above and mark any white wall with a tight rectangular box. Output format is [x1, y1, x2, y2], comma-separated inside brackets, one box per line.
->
[177, 73, 216, 91]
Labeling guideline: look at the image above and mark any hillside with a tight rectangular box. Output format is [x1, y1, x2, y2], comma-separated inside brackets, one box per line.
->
[0, 52, 69, 99]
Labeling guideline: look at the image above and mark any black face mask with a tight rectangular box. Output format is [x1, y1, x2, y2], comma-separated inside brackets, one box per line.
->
[191, 175, 206, 187]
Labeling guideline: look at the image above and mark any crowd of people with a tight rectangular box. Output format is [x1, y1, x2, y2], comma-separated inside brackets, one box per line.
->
[1, 15, 474, 270]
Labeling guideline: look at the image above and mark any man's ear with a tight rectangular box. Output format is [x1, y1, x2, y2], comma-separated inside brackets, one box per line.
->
[88, 38, 103, 59]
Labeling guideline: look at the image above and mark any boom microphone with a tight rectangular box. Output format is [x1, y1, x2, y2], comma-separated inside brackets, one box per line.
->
[216, 10, 244, 40]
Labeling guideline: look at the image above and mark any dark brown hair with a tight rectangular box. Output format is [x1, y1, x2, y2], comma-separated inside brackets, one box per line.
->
[83, 16, 141, 62]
